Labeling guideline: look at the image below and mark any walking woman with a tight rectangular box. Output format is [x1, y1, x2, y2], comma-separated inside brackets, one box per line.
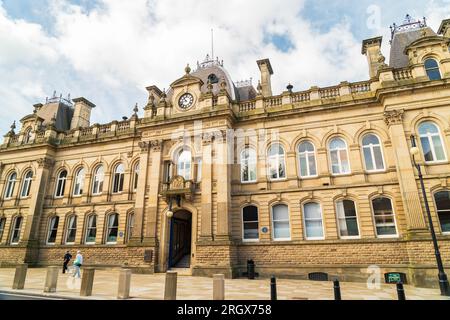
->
[72, 250, 83, 279]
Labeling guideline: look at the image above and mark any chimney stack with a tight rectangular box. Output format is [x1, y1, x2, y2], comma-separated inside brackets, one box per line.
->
[362, 37, 385, 79]
[257, 59, 274, 97]
[438, 19, 450, 38]
[70, 97, 95, 130]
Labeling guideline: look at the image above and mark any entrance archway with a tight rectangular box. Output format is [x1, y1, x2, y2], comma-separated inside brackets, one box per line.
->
[168, 210, 192, 269]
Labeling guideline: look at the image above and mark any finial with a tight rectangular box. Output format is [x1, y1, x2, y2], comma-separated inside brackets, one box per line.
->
[133, 103, 139, 114]
[257, 80, 262, 94]
[53, 90, 56, 98]
[287, 83, 293, 92]
[185, 64, 191, 75]
[11, 121, 16, 131]
[220, 77, 227, 89]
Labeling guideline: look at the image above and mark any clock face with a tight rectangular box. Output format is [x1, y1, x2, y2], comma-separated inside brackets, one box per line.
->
[178, 93, 194, 110]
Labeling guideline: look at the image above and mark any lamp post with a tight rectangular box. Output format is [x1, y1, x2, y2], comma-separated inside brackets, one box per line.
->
[410, 135, 450, 296]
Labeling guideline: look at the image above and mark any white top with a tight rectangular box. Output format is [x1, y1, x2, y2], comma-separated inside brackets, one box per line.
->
[75, 253, 83, 265]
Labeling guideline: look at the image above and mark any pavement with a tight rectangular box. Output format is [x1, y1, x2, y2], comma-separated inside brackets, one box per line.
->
[0, 268, 449, 300]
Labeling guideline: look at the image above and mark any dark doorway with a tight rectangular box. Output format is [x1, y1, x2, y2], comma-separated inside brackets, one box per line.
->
[168, 211, 192, 269]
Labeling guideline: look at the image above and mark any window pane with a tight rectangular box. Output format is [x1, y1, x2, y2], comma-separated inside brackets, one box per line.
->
[420, 137, 434, 161]
[340, 150, 349, 173]
[373, 146, 385, 170]
[272, 205, 288, 221]
[363, 147, 374, 171]
[435, 191, 450, 232]
[299, 155, 308, 177]
[243, 206, 258, 222]
[244, 222, 259, 239]
[305, 220, 323, 238]
[273, 221, 290, 239]
[304, 203, 321, 219]
[419, 122, 439, 135]
[330, 138, 345, 149]
[376, 225, 397, 236]
[427, 69, 441, 81]
[362, 134, 379, 146]
[330, 151, 340, 173]
[432, 135, 446, 161]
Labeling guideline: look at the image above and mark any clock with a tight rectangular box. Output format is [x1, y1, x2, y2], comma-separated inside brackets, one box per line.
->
[178, 93, 194, 109]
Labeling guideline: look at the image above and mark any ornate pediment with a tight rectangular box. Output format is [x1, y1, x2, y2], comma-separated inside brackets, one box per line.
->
[170, 75, 204, 89]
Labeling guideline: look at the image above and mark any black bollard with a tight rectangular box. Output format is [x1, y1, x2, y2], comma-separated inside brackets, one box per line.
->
[396, 282, 406, 300]
[270, 276, 277, 300]
[333, 279, 342, 300]
[247, 260, 255, 280]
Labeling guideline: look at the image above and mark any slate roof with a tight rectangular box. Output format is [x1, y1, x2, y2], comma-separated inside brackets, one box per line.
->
[389, 26, 436, 68]
[36, 101, 74, 131]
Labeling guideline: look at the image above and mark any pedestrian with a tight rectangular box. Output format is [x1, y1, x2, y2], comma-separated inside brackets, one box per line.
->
[63, 250, 72, 274]
[72, 250, 83, 279]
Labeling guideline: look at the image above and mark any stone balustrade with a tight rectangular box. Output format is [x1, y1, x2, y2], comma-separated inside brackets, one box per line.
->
[393, 68, 413, 81]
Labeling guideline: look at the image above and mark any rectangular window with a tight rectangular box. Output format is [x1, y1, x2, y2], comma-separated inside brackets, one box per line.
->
[164, 161, 173, 183]
[435, 191, 450, 233]
[243, 206, 259, 241]
[47, 217, 60, 244]
[106, 214, 119, 244]
[11, 217, 23, 244]
[272, 204, 290, 240]
[65, 216, 77, 244]
[303, 203, 324, 240]
[336, 200, 359, 238]
[0, 218, 6, 242]
[85, 216, 97, 244]
[372, 197, 397, 237]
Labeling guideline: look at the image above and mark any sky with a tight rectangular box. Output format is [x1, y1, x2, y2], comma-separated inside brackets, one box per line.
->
[1, 0, 450, 132]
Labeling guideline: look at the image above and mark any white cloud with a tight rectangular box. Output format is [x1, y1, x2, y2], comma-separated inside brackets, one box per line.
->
[0, 0, 448, 133]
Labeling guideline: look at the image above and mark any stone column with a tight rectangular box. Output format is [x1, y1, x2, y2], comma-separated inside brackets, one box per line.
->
[22, 157, 54, 246]
[384, 110, 427, 232]
[143, 140, 163, 245]
[200, 133, 213, 241]
[129, 141, 150, 244]
[216, 130, 232, 241]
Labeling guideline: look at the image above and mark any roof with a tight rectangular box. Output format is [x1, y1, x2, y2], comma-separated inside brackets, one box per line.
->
[389, 26, 436, 68]
[36, 101, 74, 131]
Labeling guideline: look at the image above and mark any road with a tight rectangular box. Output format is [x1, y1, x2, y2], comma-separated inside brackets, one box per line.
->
[0, 292, 62, 300]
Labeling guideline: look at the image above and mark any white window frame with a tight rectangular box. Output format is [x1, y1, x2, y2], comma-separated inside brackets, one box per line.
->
[112, 164, 125, 194]
[297, 141, 318, 178]
[55, 170, 67, 198]
[65, 215, 77, 244]
[126, 213, 135, 243]
[105, 213, 119, 244]
[242, 205, 259, 242]
[362, 134, 386, 172]
[20, 170, 33, 198]
[335, 199, 361, 239]
[329, 138, 351, 175]
[267, 144, 287, 181]
[92, 165, 104, 195]
[177, 149, 192, 181]
[85, 215, 97, 245]
[433, 191, 450, 235]
[271, 204, 291, 241]
[0, 217, 6, 243]
[46, 216, 60, 245]
[418, 122, 447, 164]
[10, 216, 23, 245]
[371, 197, 399, 238]
[241, 148, 257, 183]
[133, 162, 140, 192]
[73, 168, 85, 196]
[302, 202, 325, 240]
[4, 172, 17, 199]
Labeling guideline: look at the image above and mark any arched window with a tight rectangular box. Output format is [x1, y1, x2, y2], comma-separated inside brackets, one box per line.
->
[434, 191, 450, 233]
[65, 215, 77, 244]
[372, 197, 398, 237]
[10, 216, 23, 244]
[362, 134, 385, 172]
[23, 128, 32, 144]
[85, 214, 97, 244]
[242, 206, 259, 241]
[55, 170, 67, 198]
[177, 149, 192, 180]
[271, 204, 290, 240]
[92, 165, 104, 195]
[0, 217, 6, 243]
[419, 121, 446, 162]
[303, 202, 324, 240]
[47, 216, 60, 244]
[208, 73, 219, 84]
[106, 213, 119, 244]
[133, 162, 140, 191]
[241, 148, 257, 183]
[20, 171, 33, 198]
[113, 164, 125, 193]
[4, 172, 17, 199]
[424, 58, 441, 81]
[329, 138, 350, 175]
[298, 141, 317, 178]
[73, 168, 85, 196]
[127, 213, 135, 243]
[268, 144, 286, 180]
[336, 200, 359, 238]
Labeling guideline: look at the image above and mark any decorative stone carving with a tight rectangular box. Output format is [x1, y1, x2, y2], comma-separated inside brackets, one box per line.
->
[37, 158, 55, 169]
[161, 175, 195, 202]
[150, 140, 163, 152]
[384, 109, 404, 127]
[138, 141, 150, 153]
[202, 132, 215, 145]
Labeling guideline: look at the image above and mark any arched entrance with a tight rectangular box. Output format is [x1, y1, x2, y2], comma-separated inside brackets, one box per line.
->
[168, 210, 192, 269]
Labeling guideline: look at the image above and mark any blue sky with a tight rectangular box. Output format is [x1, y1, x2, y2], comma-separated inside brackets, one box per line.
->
[0, 0, 449, 132]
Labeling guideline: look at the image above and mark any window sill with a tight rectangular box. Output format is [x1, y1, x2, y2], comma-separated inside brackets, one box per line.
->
[268, 178, 287, 182]
[305, 238, 325, 241]
[299, 175, 319, 180]
[331, 173, 352, 177]
[424, 161, 449, 165]
[365, 170, 386, 174]
[339, 236, 361, 240]
[272, 238, 291, 242]
[241, 181, 258, 185]
[376, 235, 399, 239]
[242, 239, 260, 243]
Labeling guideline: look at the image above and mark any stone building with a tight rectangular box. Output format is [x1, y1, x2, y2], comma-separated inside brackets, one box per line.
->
[1, 16, 450, 288]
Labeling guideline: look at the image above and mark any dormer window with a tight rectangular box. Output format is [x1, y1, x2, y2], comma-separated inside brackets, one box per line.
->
[424, 59, 441, 81]
[208, 74, 219, 84]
